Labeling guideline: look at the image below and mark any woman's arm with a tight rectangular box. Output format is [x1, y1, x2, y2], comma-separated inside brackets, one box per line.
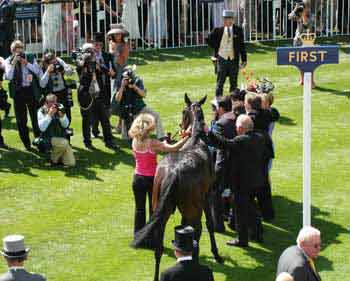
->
[151, 136, 190, 153]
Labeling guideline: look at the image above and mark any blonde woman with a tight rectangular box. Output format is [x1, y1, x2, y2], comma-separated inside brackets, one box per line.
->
[128, 113, 190, 238]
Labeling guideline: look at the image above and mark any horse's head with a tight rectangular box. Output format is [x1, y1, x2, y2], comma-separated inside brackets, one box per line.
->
[181, 93, 207, 136]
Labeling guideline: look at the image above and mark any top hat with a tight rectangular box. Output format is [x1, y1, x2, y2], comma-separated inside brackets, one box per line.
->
[222, 10, 235, 18]
[107, 23, 130, 37]
[0, 235, 30, 258]
[171, 226, 196, 253]
[93, 32, 105, 43]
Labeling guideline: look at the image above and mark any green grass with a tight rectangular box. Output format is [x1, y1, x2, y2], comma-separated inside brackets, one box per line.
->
[1, 40, 350, 281]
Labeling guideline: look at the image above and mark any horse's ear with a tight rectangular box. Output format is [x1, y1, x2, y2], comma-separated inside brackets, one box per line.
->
[184, 93, 192, 107]
[198, 95, 207, 106]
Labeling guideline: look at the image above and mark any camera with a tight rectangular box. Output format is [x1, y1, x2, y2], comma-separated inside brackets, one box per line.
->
[122, 69, 137, 85]
[53, 62, 64, 74]
[53, 103, 65, 114]
[81, 52, 97, 73]
[17, 52, 26, 59]
[292, 2, 305, 17]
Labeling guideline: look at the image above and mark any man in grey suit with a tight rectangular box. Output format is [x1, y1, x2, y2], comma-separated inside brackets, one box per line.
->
[277, 226, 322, 281]
[0, 235, 46, 281]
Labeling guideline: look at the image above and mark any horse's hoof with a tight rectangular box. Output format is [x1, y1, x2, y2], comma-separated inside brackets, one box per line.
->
[215, 255, 224, 264]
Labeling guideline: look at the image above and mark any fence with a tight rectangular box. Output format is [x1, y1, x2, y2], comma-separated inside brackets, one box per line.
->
[14, 0, 350, 57]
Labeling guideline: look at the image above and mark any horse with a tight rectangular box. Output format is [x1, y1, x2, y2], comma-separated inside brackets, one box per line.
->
[131, 93, 223, 281]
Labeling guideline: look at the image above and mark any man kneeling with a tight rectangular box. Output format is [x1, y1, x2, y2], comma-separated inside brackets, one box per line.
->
[37, 94, 75, 167]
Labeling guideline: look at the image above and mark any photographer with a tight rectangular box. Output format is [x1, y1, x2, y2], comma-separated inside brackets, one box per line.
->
[0, 57, 9, 148]
[76, 43, 119, 150]
[91, 32, 116, 138]
[4, 40, 42, 150]
[40, 50, 74, 123]
[38, 94, 75, 167]
[288, 0, 316, 87]
[115, 66, 165, 140]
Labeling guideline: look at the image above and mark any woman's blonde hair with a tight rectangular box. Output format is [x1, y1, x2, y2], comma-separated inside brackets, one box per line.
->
[128, 113, 156, 141]
[260, 92, 274, 106]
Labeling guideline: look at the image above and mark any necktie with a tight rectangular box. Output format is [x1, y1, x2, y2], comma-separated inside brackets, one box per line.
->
[308, 257, 319, 277]
[227, 27, 231, 38]
[15, 62, 22, 91]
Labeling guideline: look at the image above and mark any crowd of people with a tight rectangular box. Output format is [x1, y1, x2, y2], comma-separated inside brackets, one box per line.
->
[0, 3, 326, 281]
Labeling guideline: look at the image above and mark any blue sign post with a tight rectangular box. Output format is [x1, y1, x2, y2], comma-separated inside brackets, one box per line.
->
[277, 44, 339, 227]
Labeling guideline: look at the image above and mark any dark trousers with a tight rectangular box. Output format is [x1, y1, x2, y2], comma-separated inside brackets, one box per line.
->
[216, 57, 239, 97]
[234, 189, 259, 244]
[13, 88, 40, 147]
[257, 183, 275, 221]
[211, 171, 226, 232]
[92, 104, 110, 137]
[0, 117, 4, 145]
[80, 98, 112, 145]
[132, 174, 154, 234]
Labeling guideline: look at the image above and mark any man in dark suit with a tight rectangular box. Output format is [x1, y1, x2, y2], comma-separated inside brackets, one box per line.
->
[208, 114, 272, 247]
[210, 96, 236, 233]
[160, 225, 214, 281]
[0, 234, 46, 281]
[91, 32, 116, 138]
[4, 40, 42, 150]
[207, 10, 247, 97]
[277, 226, 322, 281]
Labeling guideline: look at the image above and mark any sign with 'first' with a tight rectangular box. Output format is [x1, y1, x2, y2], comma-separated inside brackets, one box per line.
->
[276, 45, 339, 72]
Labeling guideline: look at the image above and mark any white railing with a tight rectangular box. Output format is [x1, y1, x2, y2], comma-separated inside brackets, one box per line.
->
[14, 0, 350, 56]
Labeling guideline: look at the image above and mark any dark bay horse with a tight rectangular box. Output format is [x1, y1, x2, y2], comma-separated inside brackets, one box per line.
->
[131, 94, 223, 281]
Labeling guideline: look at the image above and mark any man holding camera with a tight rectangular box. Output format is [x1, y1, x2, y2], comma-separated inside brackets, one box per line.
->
[4, 40, 42, 150]
[37, 94, 75, 167]
[76, 43, 118, 150]
[115, 66, 165, 140]
[40, 50, 74, 124]
[91, 32, 116, 138]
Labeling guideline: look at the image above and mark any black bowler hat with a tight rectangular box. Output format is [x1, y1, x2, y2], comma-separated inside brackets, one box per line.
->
[172, 226, 196, 253]
[93, 32, 105, 43]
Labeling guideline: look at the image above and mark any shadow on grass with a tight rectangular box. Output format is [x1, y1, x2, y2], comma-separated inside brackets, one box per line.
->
[194, 195, 345, 281]
[315, 86, 350, 98]
[0, 140, 134, 180]
[278, 115, 297, 126]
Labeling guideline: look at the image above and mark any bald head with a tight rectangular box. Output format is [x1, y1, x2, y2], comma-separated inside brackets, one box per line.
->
[236, 114, 254, 135]
[276, 272, 294, 281]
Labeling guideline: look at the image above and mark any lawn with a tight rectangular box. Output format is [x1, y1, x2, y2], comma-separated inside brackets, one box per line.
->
[0, 39, 350, 281]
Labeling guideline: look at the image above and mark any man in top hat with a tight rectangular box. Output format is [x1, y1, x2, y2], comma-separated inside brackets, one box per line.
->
[0, 235, 46, 281]
[160, 226, 214, 281]
[207, 10, 247, 97]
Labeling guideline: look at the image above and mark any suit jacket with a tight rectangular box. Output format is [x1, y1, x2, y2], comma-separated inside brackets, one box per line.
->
[0, 268, 46, 281]
[160, 260, 214, 281]
[207, 25, 247, 63]
[277, 245, 321, 281]
[208, 130, 272, 192]
[213, 112, 236, 186]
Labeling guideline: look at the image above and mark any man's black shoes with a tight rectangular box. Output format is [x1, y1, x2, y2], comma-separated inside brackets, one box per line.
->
[105, 142, 120, 151]
[226, 239, 248, 248]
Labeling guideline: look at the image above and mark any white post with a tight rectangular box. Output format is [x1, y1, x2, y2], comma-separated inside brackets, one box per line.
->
[303, 72, 312, 226]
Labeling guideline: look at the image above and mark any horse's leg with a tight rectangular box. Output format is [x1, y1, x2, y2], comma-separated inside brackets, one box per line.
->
[153, 207, 173, 281]
[204, 197, 224, 264]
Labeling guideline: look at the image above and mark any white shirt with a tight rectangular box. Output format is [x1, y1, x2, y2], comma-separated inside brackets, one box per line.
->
[37, 109, 69, 132]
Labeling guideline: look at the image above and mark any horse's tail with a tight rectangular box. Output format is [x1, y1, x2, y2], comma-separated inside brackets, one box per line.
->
[131, 171, 177, 249]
